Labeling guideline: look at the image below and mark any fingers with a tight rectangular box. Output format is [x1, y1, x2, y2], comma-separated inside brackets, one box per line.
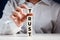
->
[16, 6, 26, 16]
[10, 14, 21, 27]
[20, 4, 29, 9]
[10, 4, 30, 27]
[20, 13, 33, 22]
[27, 13, 33, 16]
[15, 4, 29, 17]
[16, 7, 23, 13]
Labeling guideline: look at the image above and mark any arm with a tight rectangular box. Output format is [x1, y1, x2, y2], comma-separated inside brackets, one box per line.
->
[0, 1, 13, 35]
[0, 0, 21, 34]
[53, 7, 60, 33]
[2, 0, 33, 34]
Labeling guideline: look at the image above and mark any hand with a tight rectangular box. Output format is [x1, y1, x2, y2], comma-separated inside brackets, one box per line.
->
[10, 4, 33, 27]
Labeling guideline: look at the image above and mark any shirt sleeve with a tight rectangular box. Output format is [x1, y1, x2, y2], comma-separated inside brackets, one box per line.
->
[0, 1, 15, 35]
[0, 0, 28, 34]
[50, 4, 60, 33]
[53, 7, 60, 33]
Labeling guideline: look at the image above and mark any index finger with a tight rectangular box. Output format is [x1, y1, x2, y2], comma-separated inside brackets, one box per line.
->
[20, 4, 29, 9]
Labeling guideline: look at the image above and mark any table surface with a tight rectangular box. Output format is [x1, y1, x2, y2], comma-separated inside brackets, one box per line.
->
[0, 34, 60, 40]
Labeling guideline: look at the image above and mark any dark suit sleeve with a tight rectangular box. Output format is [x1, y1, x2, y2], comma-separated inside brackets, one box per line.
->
[53, 0, 60, 4]
[0, 0, 8, 19]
